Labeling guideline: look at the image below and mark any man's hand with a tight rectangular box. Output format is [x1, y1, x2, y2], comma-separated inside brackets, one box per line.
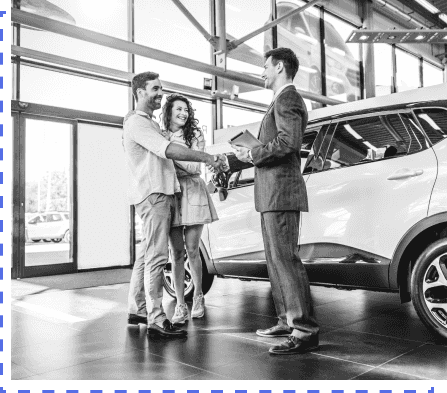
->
[232, 145, 252, 163]
[206, 154, 229, 173]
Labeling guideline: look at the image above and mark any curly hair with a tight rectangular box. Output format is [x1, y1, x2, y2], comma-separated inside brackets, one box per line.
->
[161, 94, 202, 149]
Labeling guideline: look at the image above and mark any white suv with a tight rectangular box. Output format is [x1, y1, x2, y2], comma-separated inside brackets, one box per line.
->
[163, 83, 447, 340]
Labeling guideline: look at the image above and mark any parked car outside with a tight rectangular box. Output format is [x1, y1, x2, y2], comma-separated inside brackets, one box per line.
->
[26, 211, 70, 243]
[163, 83, 447, 340]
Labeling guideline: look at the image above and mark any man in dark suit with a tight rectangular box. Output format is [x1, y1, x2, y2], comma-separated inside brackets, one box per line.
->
[228, 48, 319, 355]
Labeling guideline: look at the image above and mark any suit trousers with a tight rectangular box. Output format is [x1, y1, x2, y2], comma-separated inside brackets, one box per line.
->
[261, 211, 319, 340]
[127, 193, 175, 325]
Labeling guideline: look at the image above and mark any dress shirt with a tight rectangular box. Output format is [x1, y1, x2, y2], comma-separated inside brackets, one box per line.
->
[123, 111, 180, 205]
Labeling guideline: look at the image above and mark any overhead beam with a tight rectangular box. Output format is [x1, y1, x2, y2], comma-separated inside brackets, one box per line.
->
[171, 0, 218, 47]
[11, 8, 342, 106]
[221, 0, 324, 54]
[11, 45, 270, 110]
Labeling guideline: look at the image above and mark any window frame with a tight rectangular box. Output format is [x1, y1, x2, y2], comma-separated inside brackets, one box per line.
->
[305, 109, 432, 175]
[411, 106, 447, 147]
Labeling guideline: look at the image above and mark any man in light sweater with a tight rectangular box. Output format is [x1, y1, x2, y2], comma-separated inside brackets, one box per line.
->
[124, 71, 225, 338]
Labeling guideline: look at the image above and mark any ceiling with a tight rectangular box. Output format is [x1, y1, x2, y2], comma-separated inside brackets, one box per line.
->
[432, 0, 447, 15]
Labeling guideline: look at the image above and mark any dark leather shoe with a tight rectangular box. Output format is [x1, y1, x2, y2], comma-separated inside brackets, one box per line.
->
[269, 335, 319, 355]
[128, 314, 147, 325]
[147, 319, 187, 338]
[256, 324, 293, 337]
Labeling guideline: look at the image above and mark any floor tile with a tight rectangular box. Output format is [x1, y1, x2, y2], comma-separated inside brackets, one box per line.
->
[210, 350, 374, 380]
[20, 350, 201, 380]
[352, 367, 428, 380]
[12, 311, 83, 349]
[11, 362, 36, 380]
[316, 329, 423, 366]
[12, 327, 146, 374]
[379, 343, 447, 380]
[146, 331, 269, 370]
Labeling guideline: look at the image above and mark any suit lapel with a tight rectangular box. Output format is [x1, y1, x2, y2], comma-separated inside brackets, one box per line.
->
[257, 85, 295, 140]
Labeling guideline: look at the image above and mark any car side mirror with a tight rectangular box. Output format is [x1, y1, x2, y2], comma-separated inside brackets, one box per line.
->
[218, 187, 228, 201]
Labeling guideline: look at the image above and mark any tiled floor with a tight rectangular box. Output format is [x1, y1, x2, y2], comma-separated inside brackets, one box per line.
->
[11, 275, 447, 380]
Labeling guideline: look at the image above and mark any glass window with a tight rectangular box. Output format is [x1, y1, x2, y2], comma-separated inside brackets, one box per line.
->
[20, 66, 128, 116]
[222, 105, 265, 130]
[423, 62, 444, 87]
[396, 49, 420, 92]
[320, 114, 427, 171]
[19, 0, 128, 70]
[276, 1, 323, 107]
[134, 0, 211, 90]
[303, 122, 336, 174]
[324, 13, 362, 103]
[414, 108, 447, 145]
[220, 0, 272, 105]
[48, 214, 62, 222]
[374, 44, 393, 96]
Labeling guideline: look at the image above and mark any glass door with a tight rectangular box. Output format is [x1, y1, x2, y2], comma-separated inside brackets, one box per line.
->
[18, 114, 77, 277]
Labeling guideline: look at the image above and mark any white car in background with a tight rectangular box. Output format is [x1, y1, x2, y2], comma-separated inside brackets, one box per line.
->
[163, 84, 447, 340]
[26, 211, 70, 243]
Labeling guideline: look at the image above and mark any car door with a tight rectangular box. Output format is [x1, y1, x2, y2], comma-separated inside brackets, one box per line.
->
[207, 167, 266, 278]
[206, 125, 322, 278]
[300, 111, 438, 288]
[27, 214, 45, 239]
[45, 213, 62, 238]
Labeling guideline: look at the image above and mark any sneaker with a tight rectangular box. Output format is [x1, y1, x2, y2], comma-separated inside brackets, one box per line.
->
[172, 303, 189, 325]
[191, 293, 205, 318]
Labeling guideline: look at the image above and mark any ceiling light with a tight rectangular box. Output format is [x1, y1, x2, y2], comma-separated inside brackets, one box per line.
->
[388, 35, 397, 39]
[414, 0, 440, 14]
[439, 13, 447, 24]
[415, 35, 426, 40]
[359, 35, 369, 41]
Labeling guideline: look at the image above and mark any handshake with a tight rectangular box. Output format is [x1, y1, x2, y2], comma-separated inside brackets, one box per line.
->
[206, 154, 230, 173]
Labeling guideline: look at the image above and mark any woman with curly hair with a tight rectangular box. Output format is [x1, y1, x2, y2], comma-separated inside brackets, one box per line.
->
[161, 94, 218, 324]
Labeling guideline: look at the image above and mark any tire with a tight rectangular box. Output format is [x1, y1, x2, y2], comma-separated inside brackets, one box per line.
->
[31, 239, 41, 243]
[411, 238, 447, 340]
[52, 238, 62, 243]
[43, 239, 51, 243]
[63, 230, 70, 243]
[163, 250, 214, 301]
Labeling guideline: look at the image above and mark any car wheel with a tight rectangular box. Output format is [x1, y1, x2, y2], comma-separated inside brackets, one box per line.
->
[43, 239, 51, 243]
[52, 238, 62, 243]
[411, 238, 447, 340]
[31, 239, 41, 243]
[163, 251, 214, 301]
[63, 230, 70, 243]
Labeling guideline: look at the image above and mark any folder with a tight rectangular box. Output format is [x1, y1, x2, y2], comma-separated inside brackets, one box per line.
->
[229, 130, 262, 149]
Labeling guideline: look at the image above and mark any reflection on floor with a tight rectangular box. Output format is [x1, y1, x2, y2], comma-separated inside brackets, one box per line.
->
[12, 276, 447, 380]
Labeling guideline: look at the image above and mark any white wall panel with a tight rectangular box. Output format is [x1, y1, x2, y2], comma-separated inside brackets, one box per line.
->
[77, 123, 130, 269]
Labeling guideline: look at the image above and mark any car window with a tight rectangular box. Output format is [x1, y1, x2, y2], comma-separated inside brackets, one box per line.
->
[277, 5, 292, 30]
[324, 21, 351, 57]
[303, 123, 336, 174]
[318, 113, 428, 171]
[289, 13, 308, 36]
[414, 108, 447, 146]
[47, 213, 62, 222]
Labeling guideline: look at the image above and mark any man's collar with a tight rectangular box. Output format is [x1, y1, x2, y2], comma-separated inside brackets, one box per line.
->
[273, 83, 295, 101]
[136, 110, 155, 119]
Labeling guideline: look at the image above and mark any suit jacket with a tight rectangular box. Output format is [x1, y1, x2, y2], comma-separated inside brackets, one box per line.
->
[229, 85, 309, 213]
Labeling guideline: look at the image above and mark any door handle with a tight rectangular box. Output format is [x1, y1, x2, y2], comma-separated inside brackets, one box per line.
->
[387, 168, 424, 180]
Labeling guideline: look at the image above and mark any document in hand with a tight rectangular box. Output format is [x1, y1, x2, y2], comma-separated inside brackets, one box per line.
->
[229, 130, 262, 149]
